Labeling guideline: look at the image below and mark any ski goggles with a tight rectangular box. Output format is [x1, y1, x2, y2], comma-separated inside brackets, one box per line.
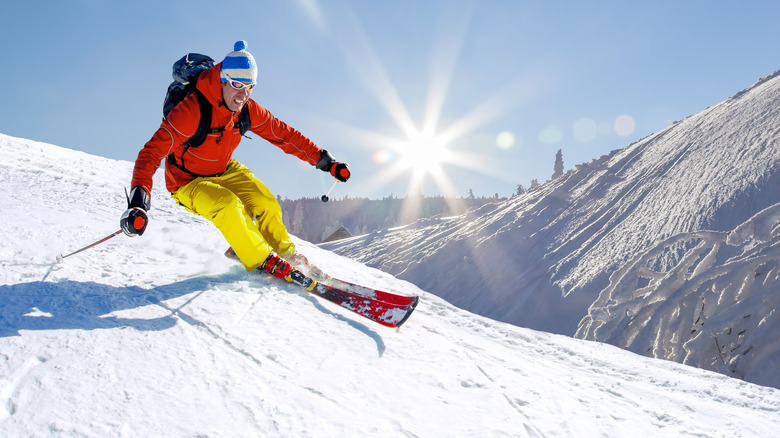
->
[221, 71, 256, 90]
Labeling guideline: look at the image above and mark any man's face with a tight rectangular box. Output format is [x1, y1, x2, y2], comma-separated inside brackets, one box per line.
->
[221, 80, 253, 112]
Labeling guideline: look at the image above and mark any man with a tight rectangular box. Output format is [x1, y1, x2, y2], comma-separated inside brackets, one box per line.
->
[120, 41, 350, 284]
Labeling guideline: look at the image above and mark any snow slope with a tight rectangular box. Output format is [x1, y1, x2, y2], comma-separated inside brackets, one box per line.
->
[322, 70, 780, 339]
[3, 135, 780, 436]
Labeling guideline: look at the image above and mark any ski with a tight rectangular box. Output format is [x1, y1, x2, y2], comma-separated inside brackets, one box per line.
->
[323, 277, 418, 307]
[307, 280, 419, 328]
[258, 270, 418, 328]
[225, 248, 420, 327]
[225, 248, 419, 327]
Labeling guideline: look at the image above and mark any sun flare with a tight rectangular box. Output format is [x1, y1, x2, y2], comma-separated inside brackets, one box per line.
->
[305, 2, 539, 200]
[397, 131, 451, 177]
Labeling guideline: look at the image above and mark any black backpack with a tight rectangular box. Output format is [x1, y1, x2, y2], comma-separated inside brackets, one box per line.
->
[163, 53, 251, 177]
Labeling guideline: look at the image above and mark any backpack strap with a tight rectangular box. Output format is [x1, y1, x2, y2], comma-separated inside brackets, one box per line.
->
[166, 90, 224, 178]
[184, 90, 219, 149]
[185, 90, 250, 147]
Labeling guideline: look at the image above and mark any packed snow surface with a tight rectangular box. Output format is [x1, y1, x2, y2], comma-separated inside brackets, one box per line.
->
[2, 134, 780, 436]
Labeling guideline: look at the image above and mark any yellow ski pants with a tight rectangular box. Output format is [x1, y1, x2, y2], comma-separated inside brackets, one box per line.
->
[171, 160, 295, 272]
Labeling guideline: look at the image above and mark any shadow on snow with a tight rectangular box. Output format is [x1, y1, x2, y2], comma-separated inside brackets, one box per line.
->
[0, 273, 387, 355]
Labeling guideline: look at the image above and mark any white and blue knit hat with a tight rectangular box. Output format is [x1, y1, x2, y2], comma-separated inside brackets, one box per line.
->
[221, 40, 257, 84]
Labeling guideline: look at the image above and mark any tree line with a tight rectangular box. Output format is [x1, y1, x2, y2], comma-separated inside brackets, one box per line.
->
[282, 148, 566, 242]
[279, 194, 506, 243]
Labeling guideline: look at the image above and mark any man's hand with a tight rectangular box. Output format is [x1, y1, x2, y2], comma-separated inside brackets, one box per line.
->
[120, 208, 148, 236]
[316, 149, 351, 182]
[120, 187, 151, 237]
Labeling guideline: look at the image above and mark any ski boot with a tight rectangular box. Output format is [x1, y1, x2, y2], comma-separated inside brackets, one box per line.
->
[261, 253, 317, 291]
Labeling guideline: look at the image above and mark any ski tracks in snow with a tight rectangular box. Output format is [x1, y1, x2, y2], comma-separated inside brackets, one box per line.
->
[411, 291, 780, 436]
[0, 355, 48, 422]
[412, 296, 546, 437]
[144, 293, 268, 371]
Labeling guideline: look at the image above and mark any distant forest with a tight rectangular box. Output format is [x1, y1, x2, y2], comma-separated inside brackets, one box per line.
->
[279, 194, 506, 243]
[280, 148, 565, 242]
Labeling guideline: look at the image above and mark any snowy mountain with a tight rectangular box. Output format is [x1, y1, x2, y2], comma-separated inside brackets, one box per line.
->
[2, 134, 780, 435]
[323, 70, 780, 386]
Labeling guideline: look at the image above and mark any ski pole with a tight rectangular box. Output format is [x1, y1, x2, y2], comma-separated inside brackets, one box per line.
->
[56, 229, 124, 263]
[321, 180, 339, 202]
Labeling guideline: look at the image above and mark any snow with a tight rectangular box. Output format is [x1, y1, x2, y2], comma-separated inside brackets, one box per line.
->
[3, 134, 780, 435]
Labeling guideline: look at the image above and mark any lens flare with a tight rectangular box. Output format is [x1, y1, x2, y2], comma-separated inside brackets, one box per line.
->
[572, 118, 597, 143]
[614, 115, 636, 136]
[538, 126, 562, 144]
[496, 131, 515, 149]
[373, 149, 394, 164]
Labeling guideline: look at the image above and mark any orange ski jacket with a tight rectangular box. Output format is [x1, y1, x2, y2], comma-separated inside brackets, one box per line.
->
[131, 62, 323, 194]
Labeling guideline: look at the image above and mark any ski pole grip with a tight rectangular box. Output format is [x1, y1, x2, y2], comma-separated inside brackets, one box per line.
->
[330, 162, 351, 182]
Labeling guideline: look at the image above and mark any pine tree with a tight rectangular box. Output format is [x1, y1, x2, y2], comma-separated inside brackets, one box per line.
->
[553, 149, 564, 179]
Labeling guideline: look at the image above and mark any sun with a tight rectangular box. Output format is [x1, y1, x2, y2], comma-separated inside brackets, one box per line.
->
[397, 130, 451, 178]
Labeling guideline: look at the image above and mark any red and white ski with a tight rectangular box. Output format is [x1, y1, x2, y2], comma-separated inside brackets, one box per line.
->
[306, 280, 419, 328]
[324, 277, 419, 307]
[226, 248, 419, 327]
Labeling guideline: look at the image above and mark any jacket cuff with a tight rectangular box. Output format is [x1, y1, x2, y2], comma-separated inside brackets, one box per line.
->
[128, 186, 151, 210]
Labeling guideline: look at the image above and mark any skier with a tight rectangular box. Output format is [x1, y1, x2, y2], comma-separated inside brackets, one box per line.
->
[120, 41, 351, 283]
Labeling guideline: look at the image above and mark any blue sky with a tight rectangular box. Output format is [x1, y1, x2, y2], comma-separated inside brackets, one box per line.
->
[1, 0, 778, 200]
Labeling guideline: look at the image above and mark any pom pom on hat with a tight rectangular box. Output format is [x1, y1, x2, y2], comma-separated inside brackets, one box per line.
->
[221, 40, 257, 84]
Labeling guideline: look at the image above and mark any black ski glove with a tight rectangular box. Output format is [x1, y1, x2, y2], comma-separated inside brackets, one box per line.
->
[120, 187, 151, 237]
[316, 149, 351, 183]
